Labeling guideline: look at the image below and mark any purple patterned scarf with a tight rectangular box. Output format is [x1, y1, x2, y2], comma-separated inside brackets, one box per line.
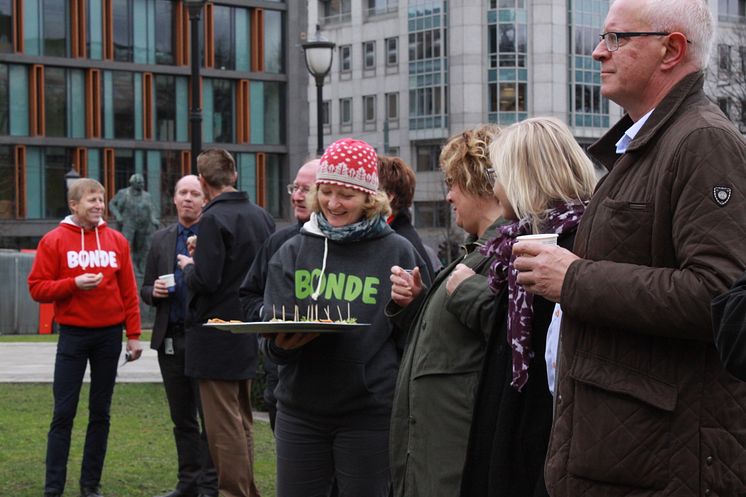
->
[481, 201, 586, 391]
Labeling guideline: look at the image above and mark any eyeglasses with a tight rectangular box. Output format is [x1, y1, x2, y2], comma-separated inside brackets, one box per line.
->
[598, 31, 670, 52]
[287, 183, 311, 195]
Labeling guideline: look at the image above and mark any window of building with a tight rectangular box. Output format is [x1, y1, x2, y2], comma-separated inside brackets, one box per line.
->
[0, 0, 11, 53]
[42, 0, 68, 57]
[363, 41, 376, 70]
[386, 92, 399, 122]
[386, 37, 398, 66]
[263, 81, 284, 145]
[0, 63, 7, 135]
[340, 97, 352, 130]
[718, 98, 730, 118]
[155, 0, 175, 65]
[113, 0, 133, 62]
[112, 71, 134, 139]
[719, 44, 732, 72]
[212, 79, 234, 143]
[43, 147, 74, 218]
[368, 0, 398, 17]
[113, 148, 135, 191]
[158, 150, 183, 219]
[363, 95, 376, 130]
[415, 143, 441, 172]
[0, 145, 12, 219]
[45, 67, 67, 138]
[264, 10, 284, 74]
[155, 75, 176, 142]
[321, 0, 351, 25]
[340, 45, 352, 73]
[414, 201, 449, 228]
[719, 0, 746, 21]
[214, 5, 236, 70]
[408, 4, 448, 130]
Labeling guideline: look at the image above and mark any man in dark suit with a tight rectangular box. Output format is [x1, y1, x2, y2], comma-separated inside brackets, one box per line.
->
[180, 149, 274, 497]
[141, 175, 217, 497]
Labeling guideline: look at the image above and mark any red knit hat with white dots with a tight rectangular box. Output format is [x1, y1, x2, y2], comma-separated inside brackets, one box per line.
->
[317, 138, 379, 195]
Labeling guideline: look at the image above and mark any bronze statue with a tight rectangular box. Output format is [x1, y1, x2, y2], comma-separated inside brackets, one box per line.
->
[109, 173, 159, 277]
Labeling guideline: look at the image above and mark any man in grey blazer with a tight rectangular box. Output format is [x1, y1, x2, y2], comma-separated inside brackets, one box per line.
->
[141, 175, 216, 497]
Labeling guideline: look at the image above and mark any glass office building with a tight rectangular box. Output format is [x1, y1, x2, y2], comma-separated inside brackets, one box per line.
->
[0, 0, 305, 247]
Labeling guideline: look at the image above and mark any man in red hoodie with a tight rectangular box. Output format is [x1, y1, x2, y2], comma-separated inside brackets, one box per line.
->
[28, 178, 143, 497]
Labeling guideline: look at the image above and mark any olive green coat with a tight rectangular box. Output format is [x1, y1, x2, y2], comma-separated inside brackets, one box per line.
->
[388, 219, 502, 497]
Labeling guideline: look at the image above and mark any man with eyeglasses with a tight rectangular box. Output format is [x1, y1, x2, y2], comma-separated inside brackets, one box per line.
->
[512, 1, 746, 496]
[239, 158, 320, 430]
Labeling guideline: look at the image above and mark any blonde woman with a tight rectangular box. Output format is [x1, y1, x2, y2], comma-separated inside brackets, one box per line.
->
[388, 124, 504, 497]
[460, 117, 597, 497]
[261, 138, 430, 497]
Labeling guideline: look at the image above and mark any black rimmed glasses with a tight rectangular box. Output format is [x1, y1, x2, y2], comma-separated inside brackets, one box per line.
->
[599, 31, 670, 52]
[287, 183, 311, 195]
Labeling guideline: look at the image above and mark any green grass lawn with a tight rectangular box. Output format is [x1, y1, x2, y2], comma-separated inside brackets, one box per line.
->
[0, 382, 277, 497]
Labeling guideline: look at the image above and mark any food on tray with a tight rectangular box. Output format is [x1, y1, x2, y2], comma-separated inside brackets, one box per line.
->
[207, 318, 244, 324]
[269, 304, 358, 324]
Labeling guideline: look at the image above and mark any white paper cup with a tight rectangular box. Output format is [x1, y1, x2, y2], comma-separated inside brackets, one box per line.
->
[158, 273, 176, 293]
[516, 233, 559, 245]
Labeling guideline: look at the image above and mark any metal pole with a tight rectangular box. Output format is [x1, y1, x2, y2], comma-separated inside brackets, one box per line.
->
[189, 9, 202, 173]
[315, 77, 325, 157]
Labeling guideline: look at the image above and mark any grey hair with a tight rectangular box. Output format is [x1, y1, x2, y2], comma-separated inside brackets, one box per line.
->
[633, 0, 714, 69]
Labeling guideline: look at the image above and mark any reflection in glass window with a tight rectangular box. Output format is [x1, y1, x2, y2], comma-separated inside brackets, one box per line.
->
[322, 100, 330, 127]
[214, 5, 235, 70]
[264, 10, 284, 74]
[159, 150, 182, 219]
[45, 67, 67, 138]
[156, 75, 176, 141]
[113, 0, 133, 62]
[415, 144, 441, 172]
[340, 98, 352, 126]
[43, 0, 68, 57]
[113, 72, 134, 139]
[414, 201, 449, 228]
[0, 63, 7, 134]
[44, 147, 71, 218]
[213, 79, 234, 143]
[364, 41, 376, 69]
[0, 0, 11, 53]
[363, 95, 376, 123]
[114, 149, 135, 191]
[340, 45, 352, 72]
[155, 0, 175, 65]
[0, 145, 12, 219]
[386, 37, 398, 66]
[386, 92, 398, 120]
[263, 82, 284, 145]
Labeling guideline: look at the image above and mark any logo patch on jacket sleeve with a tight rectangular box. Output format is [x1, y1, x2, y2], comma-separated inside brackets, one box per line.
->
[713, 186, 732, 207]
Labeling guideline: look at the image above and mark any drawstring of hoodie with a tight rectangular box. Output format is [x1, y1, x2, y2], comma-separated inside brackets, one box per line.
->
[78, 224, 103, 255]
[311, 237, 329, 301]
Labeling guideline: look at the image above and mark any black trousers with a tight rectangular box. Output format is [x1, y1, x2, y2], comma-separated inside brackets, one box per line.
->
[158, 330, 217, 496]
[45, 325, 122, 495]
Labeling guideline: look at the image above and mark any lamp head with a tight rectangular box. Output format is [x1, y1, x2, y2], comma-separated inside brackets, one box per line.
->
[302, 28, 336, 79]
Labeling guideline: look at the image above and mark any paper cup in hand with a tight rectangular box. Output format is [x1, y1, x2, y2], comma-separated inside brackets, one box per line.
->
[516, 233, 559, 245]
[158, 273, 176, 293]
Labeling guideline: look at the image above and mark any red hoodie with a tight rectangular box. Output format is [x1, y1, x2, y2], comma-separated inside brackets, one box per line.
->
[28, 217, 141, 339]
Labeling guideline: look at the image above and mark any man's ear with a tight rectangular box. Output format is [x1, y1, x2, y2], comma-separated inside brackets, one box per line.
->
[660, 32, 688, 70]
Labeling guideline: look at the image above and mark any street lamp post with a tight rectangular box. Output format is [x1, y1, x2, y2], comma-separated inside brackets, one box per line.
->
[302, 27, 335, 157]
[184, 0, 207, 173]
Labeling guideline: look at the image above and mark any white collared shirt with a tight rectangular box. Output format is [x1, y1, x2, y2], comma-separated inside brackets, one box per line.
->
[615, 108, 655, 154]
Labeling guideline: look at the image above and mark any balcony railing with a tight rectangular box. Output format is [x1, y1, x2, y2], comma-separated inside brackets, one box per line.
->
[365, 2, 399, 19]
[319, 11, 352, 26]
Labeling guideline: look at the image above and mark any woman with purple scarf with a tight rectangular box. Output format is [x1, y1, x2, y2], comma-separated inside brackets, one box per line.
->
[459, 117, 597, 497]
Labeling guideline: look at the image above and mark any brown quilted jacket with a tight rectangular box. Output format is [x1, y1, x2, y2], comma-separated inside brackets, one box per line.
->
[545, 72, 746, 497]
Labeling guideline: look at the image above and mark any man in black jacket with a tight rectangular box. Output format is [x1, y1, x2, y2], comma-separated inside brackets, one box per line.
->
[141, 175, 216, 497]
[180, 149, 274, 497]
[238, 158, 319, 430]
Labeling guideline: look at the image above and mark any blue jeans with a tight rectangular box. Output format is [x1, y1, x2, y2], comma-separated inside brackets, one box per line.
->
[275, 409, 391, 497]
[45, 325, 122, 495]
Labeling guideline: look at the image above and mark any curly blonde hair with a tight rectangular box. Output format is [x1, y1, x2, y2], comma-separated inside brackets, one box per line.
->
[440, 124, 501, 198]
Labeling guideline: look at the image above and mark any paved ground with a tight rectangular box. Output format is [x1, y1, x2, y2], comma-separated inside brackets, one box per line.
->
[0, 341, 270, 422]
[0, 342, 162, 382]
